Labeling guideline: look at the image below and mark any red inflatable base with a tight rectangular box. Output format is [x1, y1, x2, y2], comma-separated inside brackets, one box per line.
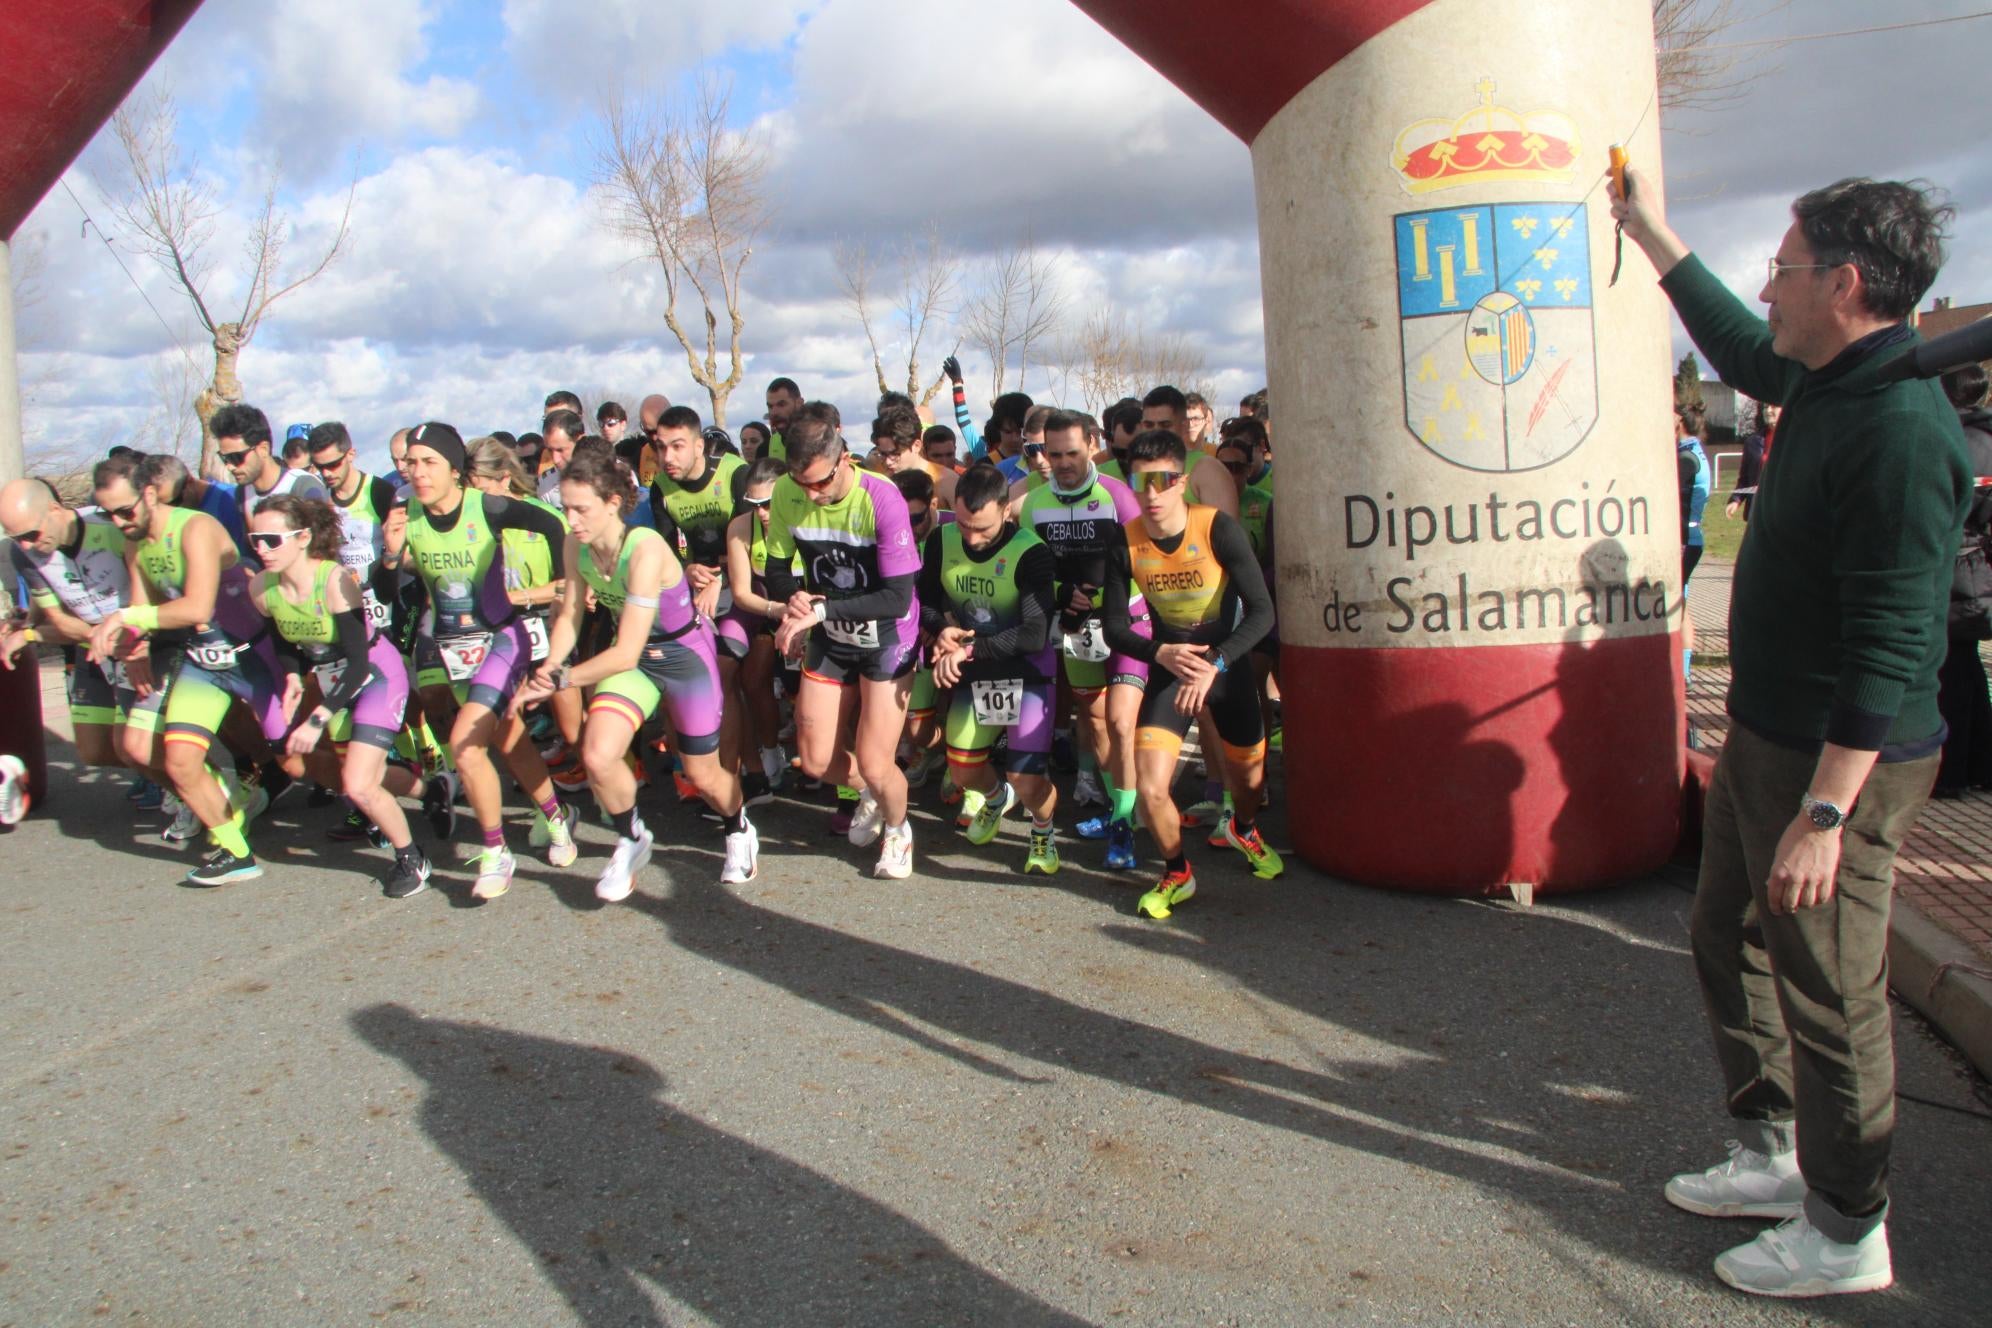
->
[1282, 635, 1684, 894]
[0, 650, 49, 814]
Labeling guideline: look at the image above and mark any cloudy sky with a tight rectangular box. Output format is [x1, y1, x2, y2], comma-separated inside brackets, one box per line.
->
[11, 0, 1990, 472]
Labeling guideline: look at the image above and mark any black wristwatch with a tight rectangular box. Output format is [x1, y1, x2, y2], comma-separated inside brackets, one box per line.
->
[1800, 794, 1847, 830]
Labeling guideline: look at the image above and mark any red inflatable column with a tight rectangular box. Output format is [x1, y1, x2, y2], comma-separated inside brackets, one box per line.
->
[1074, 0, 1683, 893]
[0, 647, 48, 812]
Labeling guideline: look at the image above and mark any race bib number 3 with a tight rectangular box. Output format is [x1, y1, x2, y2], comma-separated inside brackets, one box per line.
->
[1062, 618, 1110, 662]
[970, 678, 1023, 728]
[824, 618, 881, 650]
[439, 635, 492, 682]
[523, 614, 550, 663]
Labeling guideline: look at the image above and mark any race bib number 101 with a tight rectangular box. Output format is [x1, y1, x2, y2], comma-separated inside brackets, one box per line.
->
[970, 678, 1023, 728]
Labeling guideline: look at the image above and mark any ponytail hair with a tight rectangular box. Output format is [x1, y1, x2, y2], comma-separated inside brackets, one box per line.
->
[257, 494, 343, 560]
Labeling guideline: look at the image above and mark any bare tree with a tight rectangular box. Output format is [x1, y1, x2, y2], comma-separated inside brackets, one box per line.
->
[594, 77, 766, 429]
[1652, 0, 1786, 113]
[837, 225, 962, 404]
[962, 239, 1065, 400]
[1058, 306, 1207, 414]
[105, 90, 354, 476]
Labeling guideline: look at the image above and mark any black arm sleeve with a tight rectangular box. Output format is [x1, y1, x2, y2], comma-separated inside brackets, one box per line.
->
[1210, 512, 1274, 666]
[823, 572, 915, 627]
[917, 529, 949, 635]
[1100, 529, 1158, 664]
[974, 543, 1055, 662]
[271, 633, 308, 678]
[319, 607, 374, 713]
[367, 476, 398, 523]
[765, 559, 797, 608]
[484, 496, 568, 576]
[728, 465, 749, 512]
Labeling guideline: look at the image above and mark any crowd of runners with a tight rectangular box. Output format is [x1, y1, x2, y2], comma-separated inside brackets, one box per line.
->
[1, 362, 1284, 920]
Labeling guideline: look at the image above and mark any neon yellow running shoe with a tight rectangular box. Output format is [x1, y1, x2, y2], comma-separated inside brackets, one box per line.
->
[966, 781, 1016, 845]
[955, 785, 985, 830]
[1137, 867, 1196, 919]
[1222, 815, 1285, 880]
[1023, 825, 1059, 875]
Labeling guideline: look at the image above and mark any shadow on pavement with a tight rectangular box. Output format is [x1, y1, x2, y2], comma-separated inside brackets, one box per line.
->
[351, 1002, 1089, 1328]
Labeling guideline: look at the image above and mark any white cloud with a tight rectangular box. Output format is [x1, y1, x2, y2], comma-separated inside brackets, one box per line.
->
[502, 0, 820, 103]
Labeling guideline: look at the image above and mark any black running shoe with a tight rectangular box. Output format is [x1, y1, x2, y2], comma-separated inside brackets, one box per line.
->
[383, 849, 432, 900]
[259, 769, 295, 809]
[742, 771, 774, 807]
[184, 848, 263, 887]
[327, 807, 374, 841]
[306, 782, 338, 808]
[423, 771, 458, 840]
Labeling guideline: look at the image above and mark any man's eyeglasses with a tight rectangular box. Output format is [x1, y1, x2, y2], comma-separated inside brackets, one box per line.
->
[248, 529, 304, 553]
[906, 505, 931, 526]
[1023, 443, 1045, 460]
[218, 449, 255, 468]
[1220, 458, 1251, 475]
[793, 455, 846, 494]
[309, 450, 350, 475]
[1766, 257, 1836, 283]
[102, 501, 143, 522]
[1133, 470, 1186, 493]
[5, 528, 42, 546]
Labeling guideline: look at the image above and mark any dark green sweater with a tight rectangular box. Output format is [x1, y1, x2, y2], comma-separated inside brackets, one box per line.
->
[1661, 255, 1970, 753]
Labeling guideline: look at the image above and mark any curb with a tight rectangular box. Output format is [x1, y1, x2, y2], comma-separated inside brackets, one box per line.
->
[1889, 900, 1992, 1081]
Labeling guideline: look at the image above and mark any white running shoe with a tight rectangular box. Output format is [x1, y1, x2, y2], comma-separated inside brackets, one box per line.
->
[1071, 769, 1106, 809]
[874, 823, 913, 879]
[0, 754, 26, 825]
[595, 830, 653, 903]
[1714, 1214, 1892, 1298]
[471, 845, 516, 901]
[1665, 1140, 1805, 1219]
[847, 788, 884, 847]
[721, 819, 760, 884]
[542, 803, 579, 868]
[162, 799, 203, 844]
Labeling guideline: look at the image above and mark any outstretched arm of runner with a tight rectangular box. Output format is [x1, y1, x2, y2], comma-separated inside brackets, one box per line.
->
[968, 542, 1055, 663]
[1099, 531, 1155, 664]
[568, 536, 670, 692]
[484, 496, 570, 577]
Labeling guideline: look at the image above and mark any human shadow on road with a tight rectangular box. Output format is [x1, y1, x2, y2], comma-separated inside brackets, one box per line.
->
[351, 1002, 1088, 1328]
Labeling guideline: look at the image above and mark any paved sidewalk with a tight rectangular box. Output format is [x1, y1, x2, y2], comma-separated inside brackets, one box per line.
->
[1688, 559, 1992, 1075]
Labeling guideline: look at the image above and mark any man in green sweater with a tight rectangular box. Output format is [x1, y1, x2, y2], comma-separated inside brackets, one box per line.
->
[1613, 170, 1969, 1299]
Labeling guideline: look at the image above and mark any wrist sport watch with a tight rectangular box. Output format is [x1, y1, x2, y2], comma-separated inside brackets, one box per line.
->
[1800, 794, 1848, 830]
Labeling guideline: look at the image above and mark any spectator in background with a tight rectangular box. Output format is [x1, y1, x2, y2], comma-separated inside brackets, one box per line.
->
[739, 421, 772, 463]
[1677, 403, 1711, 587]
[512, 431, 544, 476]
[538, 410, 585, 501]
[1727, 402, 1777, 521]
[1239, 388, 1269, 422]
[1936, 363, 1992, 798]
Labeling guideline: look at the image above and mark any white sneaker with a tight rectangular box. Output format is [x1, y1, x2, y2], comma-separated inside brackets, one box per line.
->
[1714, 1214, 1892, 1298]
[1666, 1140, 1805, 1219]
[542, 803, 579, 868]
[595, 830, 653, 903]
[874, 823, 913, 879]
[1071, 769, 1106, 809]
[847, 788, 884, 847]
[721, 819, 759, 884]
[471, 845, 516, 901]
[162, 799, 202, 844]
[0, 754, 26, 825]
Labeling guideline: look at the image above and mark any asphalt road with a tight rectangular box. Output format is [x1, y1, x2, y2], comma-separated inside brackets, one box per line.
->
[2, 748, 1988, 1326]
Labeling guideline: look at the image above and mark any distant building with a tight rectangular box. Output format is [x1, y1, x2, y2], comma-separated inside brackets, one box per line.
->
[1697, 379, 1739, 444]
[1912, 296, 1992, 370]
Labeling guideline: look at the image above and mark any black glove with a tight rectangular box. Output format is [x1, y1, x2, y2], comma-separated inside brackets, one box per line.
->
[942, 355, 963, 385]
